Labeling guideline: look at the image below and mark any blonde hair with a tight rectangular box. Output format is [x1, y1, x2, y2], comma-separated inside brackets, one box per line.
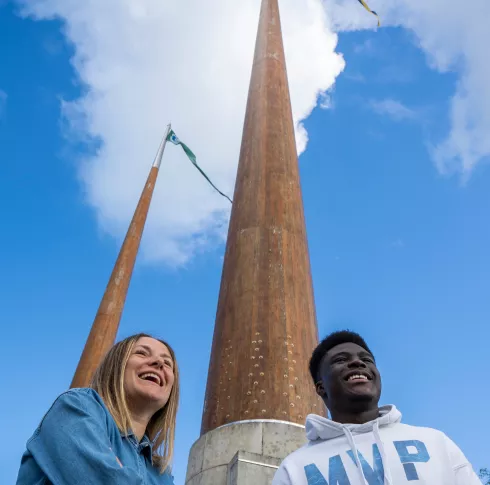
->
[90, 333, 179, 473]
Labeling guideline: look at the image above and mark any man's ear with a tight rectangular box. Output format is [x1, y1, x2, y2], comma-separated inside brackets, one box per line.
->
[315, 381, 326, 398]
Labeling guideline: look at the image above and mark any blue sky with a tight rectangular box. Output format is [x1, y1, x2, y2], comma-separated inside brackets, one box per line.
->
[1, 0, 489, 483]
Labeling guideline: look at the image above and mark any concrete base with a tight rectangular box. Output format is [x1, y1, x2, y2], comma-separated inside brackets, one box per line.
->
[185, 420, 306, 485]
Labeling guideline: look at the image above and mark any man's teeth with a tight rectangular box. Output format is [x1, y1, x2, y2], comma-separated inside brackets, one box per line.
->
[348, 374, 368, 381]
[140, 372, 161, 385]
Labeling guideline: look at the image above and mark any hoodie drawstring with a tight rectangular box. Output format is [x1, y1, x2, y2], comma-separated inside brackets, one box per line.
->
[343, 427, 369, 485]
[373, 421, 393, 485]
[344, 423, 394, 485]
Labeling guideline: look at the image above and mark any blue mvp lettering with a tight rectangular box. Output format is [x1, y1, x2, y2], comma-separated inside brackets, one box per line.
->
[304, 440, 430, 484]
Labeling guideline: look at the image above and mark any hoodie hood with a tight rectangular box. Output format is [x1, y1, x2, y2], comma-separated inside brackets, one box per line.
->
[305, 405, 402, 441]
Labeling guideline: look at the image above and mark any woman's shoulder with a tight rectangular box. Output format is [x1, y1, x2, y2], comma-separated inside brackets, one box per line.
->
[25, 388, 116, 449]
[57, 387, 104, 401]
[51, 387, 105, 409]
[39, 388, 110, 427]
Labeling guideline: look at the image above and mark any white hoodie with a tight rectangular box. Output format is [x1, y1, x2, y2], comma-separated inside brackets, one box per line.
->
[272, 405, 480, 485]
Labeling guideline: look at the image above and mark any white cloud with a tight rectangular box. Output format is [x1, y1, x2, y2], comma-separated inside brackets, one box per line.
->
[319, 92, 334, 110]
[390, 238, 405, 249]
[20, 0, 488, 265]
[370, 98, 416, 122]
[354, 38, 375, 55]
[0, 89, 7, 119]
[18, 0, 344, 265]
[325, 0, 490, 175]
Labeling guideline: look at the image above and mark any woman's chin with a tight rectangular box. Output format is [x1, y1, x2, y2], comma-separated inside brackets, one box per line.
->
[137, 385, 169, 406]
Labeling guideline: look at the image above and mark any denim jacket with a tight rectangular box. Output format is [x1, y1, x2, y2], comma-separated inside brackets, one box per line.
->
[16, 388, 174, 485]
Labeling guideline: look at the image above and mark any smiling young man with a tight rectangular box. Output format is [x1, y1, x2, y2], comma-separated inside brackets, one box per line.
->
[272, 330, 480, 485]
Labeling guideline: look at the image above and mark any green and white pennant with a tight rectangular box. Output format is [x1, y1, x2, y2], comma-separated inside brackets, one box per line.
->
[166, 129, 232, 204]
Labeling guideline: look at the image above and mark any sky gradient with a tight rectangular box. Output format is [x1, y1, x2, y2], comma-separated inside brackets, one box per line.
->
[1, 1, 489, 483]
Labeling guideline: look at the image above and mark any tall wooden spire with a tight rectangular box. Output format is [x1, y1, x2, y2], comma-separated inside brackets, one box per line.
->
[71, 128, 170, 388]
[201, 0, 322, 434]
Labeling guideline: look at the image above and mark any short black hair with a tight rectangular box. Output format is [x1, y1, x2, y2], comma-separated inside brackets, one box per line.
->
[309, 330, 374, 384]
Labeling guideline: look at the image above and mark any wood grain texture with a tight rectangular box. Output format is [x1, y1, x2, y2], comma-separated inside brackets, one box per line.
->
[71, 166, 159, 388]
[201, 0, 324, 435]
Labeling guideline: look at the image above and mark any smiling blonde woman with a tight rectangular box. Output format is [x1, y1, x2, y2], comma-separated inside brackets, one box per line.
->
[17, 333, 179, 485]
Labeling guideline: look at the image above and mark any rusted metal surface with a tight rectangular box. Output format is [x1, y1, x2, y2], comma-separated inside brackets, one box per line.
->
[201, 0, 323, 435]
[70, 166, 159, 388]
